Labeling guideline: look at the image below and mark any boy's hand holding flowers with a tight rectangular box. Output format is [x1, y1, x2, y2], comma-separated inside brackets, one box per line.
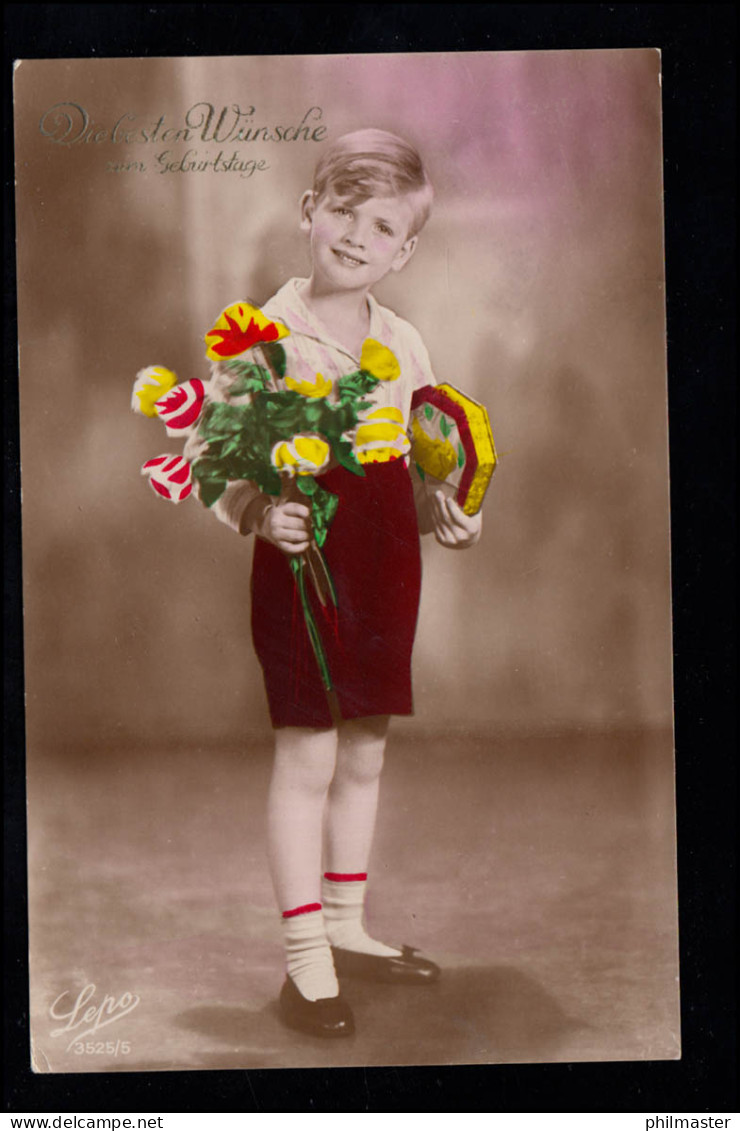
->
[244, 493, 312, 554]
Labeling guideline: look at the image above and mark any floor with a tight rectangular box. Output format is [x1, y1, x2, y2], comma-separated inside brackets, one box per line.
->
[26, 728, 680, 1073]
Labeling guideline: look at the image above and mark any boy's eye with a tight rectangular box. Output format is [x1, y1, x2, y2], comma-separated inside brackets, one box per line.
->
[375, 224, 394, 236]
[334, 207, 352, 217]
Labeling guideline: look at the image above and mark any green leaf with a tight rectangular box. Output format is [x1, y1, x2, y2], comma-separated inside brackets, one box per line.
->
[424, 403, 434, 422]
[415, 462, 426, 481]
[254, 468, 282, 496]
[336, 370, 379, 405]
[296, 476, 318, 496]
[192, 454, 224, 479]
[322, 400, 356, 436]
[440, 414, 452, 438]
[457, 441, 466, 468]
[198, 477, 228, 508]
[225, 359, 257, 376]
[312, 485, 339, 548]
[200, 402, 247, 437]
[261, 341, 287, 378]
[226, 358, 264, 375]
[224, 359, 272, 395]
[228, 373, 269, 397]
[221, 438, 246, 457]
[333, 439, 365, 477]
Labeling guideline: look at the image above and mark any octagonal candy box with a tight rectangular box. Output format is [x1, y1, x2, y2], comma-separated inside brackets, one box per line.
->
[409, 384, 497, 516]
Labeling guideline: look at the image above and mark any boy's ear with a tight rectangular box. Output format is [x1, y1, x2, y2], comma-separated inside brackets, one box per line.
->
[299, 190, 315, 232]
[391, 234, 418, 273]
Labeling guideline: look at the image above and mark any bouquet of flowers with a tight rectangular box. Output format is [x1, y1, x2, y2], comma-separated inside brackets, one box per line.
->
[132, 302, 406, 691]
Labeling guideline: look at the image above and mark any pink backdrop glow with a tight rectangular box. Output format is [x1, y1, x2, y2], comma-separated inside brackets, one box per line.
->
[14, 50, 671, 750]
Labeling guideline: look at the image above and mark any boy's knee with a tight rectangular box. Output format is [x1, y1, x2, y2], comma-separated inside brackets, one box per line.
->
[273, 726, 338, 794]
[336, 745, 385, 786]
[280, 755, 336, 798]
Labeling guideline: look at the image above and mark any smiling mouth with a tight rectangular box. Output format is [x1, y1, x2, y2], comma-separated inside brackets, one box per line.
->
[333, 249, 366, 267]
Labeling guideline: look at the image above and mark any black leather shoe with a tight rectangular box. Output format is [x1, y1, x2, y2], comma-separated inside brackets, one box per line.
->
[331, 945, 441, 984]
[278, 977, 355, 1038]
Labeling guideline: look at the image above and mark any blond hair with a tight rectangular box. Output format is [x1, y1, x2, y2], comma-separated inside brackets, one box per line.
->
[312, 128, 434, 237]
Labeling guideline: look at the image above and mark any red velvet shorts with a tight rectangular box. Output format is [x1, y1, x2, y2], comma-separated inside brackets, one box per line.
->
[251, 458, 422, 728]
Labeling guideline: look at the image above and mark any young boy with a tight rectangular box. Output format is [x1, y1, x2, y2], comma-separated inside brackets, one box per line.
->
[196, 129, 481, 1037]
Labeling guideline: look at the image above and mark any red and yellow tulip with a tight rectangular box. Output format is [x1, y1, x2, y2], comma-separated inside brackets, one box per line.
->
[205, 301, 289, 361]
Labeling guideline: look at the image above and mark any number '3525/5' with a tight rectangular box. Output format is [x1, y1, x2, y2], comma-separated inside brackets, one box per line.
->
[73, 1040, 131, 1055]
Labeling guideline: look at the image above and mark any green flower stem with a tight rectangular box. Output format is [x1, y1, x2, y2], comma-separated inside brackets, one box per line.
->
[290, 555, 333, 692]
[305, 541, 338, 608]
[319, 547, 338, 607]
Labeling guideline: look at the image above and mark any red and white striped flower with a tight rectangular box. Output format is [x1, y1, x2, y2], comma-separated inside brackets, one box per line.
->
[155, 378, 205, 435]
[141, 455, 193, 503]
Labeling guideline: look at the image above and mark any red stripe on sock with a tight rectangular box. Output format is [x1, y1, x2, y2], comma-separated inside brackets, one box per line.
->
[323, 872, 368, 882]
[282, 902, 322, 919]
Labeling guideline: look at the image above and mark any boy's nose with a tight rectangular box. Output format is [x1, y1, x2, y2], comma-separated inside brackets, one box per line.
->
[343, 221, 367, 248]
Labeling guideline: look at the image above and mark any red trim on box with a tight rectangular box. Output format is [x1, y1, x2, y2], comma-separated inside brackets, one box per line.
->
[282, 902, 322, 919]
[323, 872, 368, 882]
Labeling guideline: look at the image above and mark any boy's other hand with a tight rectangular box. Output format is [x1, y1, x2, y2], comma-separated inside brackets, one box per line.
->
[431, 490, 482, 549]
[249, 497, 312, 553]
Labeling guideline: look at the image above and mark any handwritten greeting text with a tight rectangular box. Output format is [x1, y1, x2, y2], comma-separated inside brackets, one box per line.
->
[39, 102, 327, 148]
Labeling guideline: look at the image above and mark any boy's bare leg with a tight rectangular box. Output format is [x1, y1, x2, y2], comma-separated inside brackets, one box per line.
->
[324, 715, 388, 871]
[268, 725, 338, 908]
[267, 725, 340, 999]
[322, 715, 402, 957]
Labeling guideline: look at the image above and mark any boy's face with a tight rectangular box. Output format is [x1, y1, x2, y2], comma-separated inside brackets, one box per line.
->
[301, 190, 418, 294]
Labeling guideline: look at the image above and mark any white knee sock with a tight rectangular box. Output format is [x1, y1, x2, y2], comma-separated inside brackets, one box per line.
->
[321, 874, 402, 957]
[282, 904, 339, 1001]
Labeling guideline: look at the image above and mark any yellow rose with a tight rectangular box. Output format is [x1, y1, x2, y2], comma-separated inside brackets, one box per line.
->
[271, 434, 331, 477]
[359, 339, 401, 382]
[285, 372, 333, 398]
[132, 366, 178, 418]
